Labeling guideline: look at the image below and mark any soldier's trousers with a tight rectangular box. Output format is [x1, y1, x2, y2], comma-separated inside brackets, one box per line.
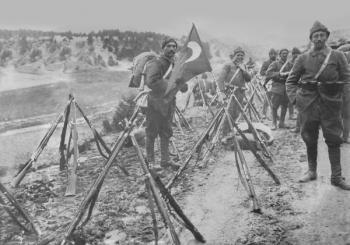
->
[342, 84, 350, 141]
[145, 104, 174, 164]
[297, 95, 343, 181]
[271, 92, 289, 125]
[222, 90, 245, 136]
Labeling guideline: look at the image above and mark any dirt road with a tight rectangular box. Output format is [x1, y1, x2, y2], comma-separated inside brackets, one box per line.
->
[1, 113, 350, 244]
[179, 119, 350, 245]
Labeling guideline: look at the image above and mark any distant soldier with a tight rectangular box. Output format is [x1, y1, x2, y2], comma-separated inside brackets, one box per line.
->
[144, 37, 187, 171]
[286, 21, 350, 190]
[217, 47, 251, 137]
[288, 47, 302, 121]
[266, 48, 292, 130]
[260, 48, 278, 118]
[290, 47, 302, 133]
[192, 73, 216, 106]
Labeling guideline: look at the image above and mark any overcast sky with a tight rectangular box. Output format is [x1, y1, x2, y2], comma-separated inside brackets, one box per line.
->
[0, 0, 349, 47]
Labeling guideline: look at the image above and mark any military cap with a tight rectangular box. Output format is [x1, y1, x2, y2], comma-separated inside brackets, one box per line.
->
[161, 37, 177, 49]
[309, 21, 330, 40]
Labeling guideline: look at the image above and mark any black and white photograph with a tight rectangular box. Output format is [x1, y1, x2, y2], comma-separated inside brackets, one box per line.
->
[0, 0, 350, 244]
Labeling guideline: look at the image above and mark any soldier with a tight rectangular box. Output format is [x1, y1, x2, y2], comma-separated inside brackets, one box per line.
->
[260, 49, 278, 77]
[286, 21, 350, 190]
[260, 48, 277, 118]
[217, 47, 251, 138]
[192, 73, 216, 106]
[337, 43, 350, 143]
[266, 48, 292, 130]
[290, 47, 302, 133]
[144, 37, 187, 171]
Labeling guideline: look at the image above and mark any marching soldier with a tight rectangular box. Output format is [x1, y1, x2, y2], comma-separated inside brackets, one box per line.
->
[286, 21, 350, 190]
[144, 37, 188, 171]
[217, 47, 251, 138]
[266, 48, 292, 130]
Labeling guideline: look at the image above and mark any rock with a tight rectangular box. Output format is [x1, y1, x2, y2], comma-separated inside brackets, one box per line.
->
[103, 230, 127, 245]
[135, 205, 148, 214]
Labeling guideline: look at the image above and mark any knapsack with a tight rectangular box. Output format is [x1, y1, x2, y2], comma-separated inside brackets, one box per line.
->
[128, 52, 158, 88]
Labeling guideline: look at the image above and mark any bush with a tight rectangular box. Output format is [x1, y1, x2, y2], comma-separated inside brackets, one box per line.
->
[111, 92, 137, 131]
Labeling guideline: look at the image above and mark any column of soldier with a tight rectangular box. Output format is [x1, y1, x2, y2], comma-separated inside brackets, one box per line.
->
[180, 21, 350, 191]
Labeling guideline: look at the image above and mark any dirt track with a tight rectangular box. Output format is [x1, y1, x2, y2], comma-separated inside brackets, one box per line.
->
[1, 108, 350, 244]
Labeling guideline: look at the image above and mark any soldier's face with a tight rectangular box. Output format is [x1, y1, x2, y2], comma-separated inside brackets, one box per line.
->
[311, 31, 328, 50]
[163, 42, 177, 59]
[232, 53, 244, 63]
[269, 52, 277, 61]
[280, 51, 289, 61]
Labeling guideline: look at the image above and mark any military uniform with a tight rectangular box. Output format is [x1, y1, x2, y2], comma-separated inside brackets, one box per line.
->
[145, 55, 175, 167]
[217, 60, 251, 135]
[260, 58, 275, 117]
[192, 77, 216, 106]
[286, 23, 350, 185]
[260, 59, 274, 77]
[266, 58, 293, 128]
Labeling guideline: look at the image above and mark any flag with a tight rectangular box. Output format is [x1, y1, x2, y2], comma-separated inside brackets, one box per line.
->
[164, 24, 212, 98]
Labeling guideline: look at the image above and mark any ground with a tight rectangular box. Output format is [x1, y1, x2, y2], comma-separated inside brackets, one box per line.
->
[0, 70, 350, 245]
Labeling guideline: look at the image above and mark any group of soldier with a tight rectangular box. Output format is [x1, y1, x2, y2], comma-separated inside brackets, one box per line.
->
[141, 21, 350, 191]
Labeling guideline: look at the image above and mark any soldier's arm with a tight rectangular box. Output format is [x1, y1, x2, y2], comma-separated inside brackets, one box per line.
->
[145, 60, 165, 94]
[266, 62, 280, 80]
[241, 67, 252, 82]
[216, 64, 230, 92]
[286, 55, 304, 104]
[259, 61, 268, 76]
[338, 52, 350, 84]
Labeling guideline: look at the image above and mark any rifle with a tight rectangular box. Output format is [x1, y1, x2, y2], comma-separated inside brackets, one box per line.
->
[166, 108, 224, 189]
[61, 105, 140, 244]
[0, 182, 40, 235]
[12, 99, 71, 187]
[131, 133, 205, 244]
[65, 100, 78, 196]
[231, 93, 273, 159]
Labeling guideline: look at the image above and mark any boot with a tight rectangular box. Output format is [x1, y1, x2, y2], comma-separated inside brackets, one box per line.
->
[278, 106, 289, 128]
[328, 146, 350, 190]
[288, 104, 296, 120]
[331, 177, 350, 190]
[146, 136, 162, 171]
[343, 119, 350, 143]
[160, 137, 181, 170]
[299, 144, 318, 182]
[291, 114, 301, 133]
[272, 108, 278, 131]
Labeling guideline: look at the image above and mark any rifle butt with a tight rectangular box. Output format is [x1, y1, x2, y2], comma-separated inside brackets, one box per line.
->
[65, 174, 77, 197]
[12, 161, 33, 187]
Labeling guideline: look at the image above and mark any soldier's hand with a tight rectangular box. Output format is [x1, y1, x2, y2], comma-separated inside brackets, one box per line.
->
[179, 83, 188, 93]
[238, 64, 246, 71]
[175, 77, 185, 85]
[279, 72, 290, 77]
[218, 91, 226, 103]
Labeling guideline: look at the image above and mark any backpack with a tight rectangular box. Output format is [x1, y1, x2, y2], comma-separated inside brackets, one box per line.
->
[128, 52, 158, 88]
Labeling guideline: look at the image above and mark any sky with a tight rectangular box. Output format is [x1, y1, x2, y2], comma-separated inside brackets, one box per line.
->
[0, 0, 349, 47]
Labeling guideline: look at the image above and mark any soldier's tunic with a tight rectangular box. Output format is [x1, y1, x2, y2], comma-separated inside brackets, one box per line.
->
[342, 52, 350, 141]
[192, 78, 216, 106]
[266, 59, 293, 110]
[145, 55, 175, 139]
[286, 47, 350, 179]
[260, 59, 274, 77]
[217, 62, 251, 134]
